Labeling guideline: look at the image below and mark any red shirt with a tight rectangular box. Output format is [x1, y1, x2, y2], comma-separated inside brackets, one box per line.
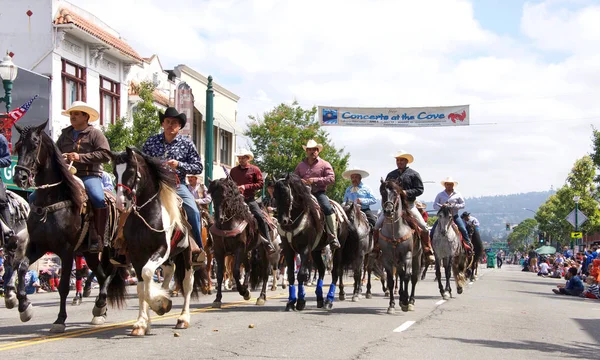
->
[230, 164, 264, 201]
[421, 211, 429, 222]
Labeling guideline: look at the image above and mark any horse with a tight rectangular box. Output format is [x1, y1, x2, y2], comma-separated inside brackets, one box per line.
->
[363, 249, 389, 298]
[207, 176, 276, 307]
[465, 222, 483, 281]
[341, 201, 373, 302]
[10, 120, 120, 333]
[274, 173, 329, 311]
[378, 180, 417, 314]
[1, 190, 30, 304]
[431, 205, 471, 300]
[110, 147, 200, 336]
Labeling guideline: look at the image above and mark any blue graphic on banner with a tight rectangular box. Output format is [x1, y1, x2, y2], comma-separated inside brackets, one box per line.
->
[321, 108, 338, 124]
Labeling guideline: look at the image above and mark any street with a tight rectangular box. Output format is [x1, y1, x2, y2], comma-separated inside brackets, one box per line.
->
[0, 264, 598, 360]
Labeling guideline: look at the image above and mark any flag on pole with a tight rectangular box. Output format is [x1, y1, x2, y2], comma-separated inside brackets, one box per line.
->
[0, 95, 39, 152]
[7, 95, 39, 122]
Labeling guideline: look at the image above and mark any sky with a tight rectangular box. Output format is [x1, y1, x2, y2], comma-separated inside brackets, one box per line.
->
[70, 0, 600, 202]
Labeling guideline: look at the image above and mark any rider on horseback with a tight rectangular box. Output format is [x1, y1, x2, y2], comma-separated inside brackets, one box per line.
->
[0, 133, 15, 243]
[342, 168, 377, 227]
[385, 150, 435, 264]
[294, 139, 340, 250]
[230, 149, 276, 255]
[55, 102, 111, 253]
[461, 212, 480, 233]
[142, 107, 206, 263]
[431, 177, 473, 254]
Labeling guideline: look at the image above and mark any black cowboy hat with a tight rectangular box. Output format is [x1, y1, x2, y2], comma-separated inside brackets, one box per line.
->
[159, 107, 187, 128]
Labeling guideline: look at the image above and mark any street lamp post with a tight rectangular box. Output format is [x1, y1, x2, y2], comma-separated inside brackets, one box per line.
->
[0, 53, 18, 112]
[573, 195, 580, 253]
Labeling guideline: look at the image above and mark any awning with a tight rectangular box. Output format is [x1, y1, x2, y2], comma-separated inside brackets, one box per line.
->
[214, 112, 244, 135]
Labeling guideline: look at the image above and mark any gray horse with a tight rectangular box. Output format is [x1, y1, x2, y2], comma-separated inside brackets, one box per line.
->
[431, 205, 470, 300]
[376, 180, 415, 314]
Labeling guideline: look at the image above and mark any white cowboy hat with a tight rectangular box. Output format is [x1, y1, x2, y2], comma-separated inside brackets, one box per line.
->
[302, 139, 323, 152]
[186, 174, 201, 178]
[235, 149, 254, 161]
[342, 167, 369, 180]
[61, 101, 100, 122]
[393, 150, 414, 163]
[441, 176, 459, 186]
[415, 201, 427, 210]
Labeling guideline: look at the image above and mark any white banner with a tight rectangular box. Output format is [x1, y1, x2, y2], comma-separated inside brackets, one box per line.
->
[318, 105, 470, 127]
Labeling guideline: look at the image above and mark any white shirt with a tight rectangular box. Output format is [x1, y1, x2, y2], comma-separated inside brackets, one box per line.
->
[466, 216, 480, 227]
[539, 262, 549, 274]
[433, 190, 465, 216]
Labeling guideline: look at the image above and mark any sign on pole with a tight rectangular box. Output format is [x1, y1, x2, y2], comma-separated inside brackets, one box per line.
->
[571, 232, 583, 239]
[566, 209, 587, 228]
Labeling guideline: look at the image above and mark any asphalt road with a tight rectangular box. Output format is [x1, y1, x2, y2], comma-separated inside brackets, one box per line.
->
[1, 264, 598, 359]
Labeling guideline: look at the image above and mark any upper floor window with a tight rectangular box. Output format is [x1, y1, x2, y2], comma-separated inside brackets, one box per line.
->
[62, 59, 86, 110]
[220, 129, 232, 166]
[100, 77, 120, 125]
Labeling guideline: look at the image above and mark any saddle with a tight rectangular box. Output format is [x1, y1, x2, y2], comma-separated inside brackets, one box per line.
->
[450, 222, 472, 252]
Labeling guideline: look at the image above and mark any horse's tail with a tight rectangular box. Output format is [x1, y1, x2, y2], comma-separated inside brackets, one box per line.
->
[158, 181, 183, 231]
[174, 253, 200, 300]
[341, 224, 361, 272]
[106, 263, 128, 308]
[249, 248, 269, 290]
[453, 254, 468, 289]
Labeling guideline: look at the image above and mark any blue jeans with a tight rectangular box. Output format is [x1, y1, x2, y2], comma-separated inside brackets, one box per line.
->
[431, 214, 471, 245]
[177, 185, 203, 249]
[29, 176, 106, 209]
[314, 191, 333, 216]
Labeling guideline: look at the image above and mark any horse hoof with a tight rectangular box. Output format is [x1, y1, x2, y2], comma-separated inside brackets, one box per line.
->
[5, 293, 17, 309]
[339, 293, 346, 301]
[92, 305, 107, 317]
[457, 287, 463, 294]
[49, 323, 66, 333]
[352, 296, 359, 302]
[243, 292, 251, 301]
[282, 283, 287, 289]
[72, 298, 81, 306]
[408, 304, 415, 311]
[384, 291, 390, 298]
[176, 320, 189, 329]
[365, 293, 372, 299]
[91, 315, 106, 325]
[256, 298, 266, 306]
[131, 327, 146, 336]
[271, 286, 277, 291]
[285, 302, 296, 312]
[401, 304, 409, 312]
[19, 304, 33, 322]
[324, 300, 333, 311]
[83, 288, 92, 298]
[296, 299, 306, 311]
[387, 307, 395, 315]
[316, 300, 324, 308]
[212, 301, 222, 309]
[442, 292, 450, 300]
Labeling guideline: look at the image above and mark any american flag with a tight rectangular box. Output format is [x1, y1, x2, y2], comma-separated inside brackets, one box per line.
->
[8, 95, 39, 122]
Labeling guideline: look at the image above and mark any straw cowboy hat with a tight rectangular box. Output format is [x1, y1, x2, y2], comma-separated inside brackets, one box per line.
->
[393, 150, 414, 163]
[159, 107, 187, 128]
[302, 139, 323, 152]
[415, 201, 427, 210]
[61, 101, 100, 122]
[235, 149, 254, 161]
[441, 176, 459, 186]
[342, 167, 369, 180]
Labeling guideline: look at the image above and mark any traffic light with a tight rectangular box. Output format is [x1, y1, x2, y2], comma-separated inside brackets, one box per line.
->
[506, 223, 510, 231]
[538, 232, 544, 244]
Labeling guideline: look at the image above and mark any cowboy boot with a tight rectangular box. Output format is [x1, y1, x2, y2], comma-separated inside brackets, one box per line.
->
[421, 230, 435, 265]
[89, 207, 108, 253]
[325, 213, 341, 250]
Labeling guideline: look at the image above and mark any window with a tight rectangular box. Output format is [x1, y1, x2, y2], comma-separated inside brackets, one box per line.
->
[61, 59, 86, 110]
[99, 77, 120, 125]
[220, 130, 232, 166]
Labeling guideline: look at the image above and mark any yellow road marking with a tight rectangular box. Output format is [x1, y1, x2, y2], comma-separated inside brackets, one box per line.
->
[0, 293, 288, 352]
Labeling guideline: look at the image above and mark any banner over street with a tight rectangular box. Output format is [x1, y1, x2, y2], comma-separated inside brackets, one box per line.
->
[318, 105, 470, 127]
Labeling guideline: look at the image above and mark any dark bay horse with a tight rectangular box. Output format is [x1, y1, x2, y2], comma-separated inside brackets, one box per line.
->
[110, 147, 200, 336]
[208, 177, 277, 307]
[342, 201, 372, 302]
[11, 121, 119, 333]
[378, 180, 416, 314]
[466, 222, 483, 281]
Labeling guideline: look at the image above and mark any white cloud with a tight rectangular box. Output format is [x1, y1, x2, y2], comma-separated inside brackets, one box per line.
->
[70, 0, 600, 202]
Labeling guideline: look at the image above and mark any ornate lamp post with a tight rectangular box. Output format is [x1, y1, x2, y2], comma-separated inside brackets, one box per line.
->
[0, 53, 18, 112]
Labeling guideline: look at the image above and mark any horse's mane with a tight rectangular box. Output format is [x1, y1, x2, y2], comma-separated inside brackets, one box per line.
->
[437, 205, 452, 220]
[277, 173, 322, 229]
[208, 177, 254, 228]
[37, 130, 85, 211]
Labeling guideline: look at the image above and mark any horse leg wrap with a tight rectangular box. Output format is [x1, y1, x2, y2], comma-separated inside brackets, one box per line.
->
[327, 284, 336, 302]
[315, 279, 324, 300]
[289, 285, 297, 303]
[298, 284, 306, 300]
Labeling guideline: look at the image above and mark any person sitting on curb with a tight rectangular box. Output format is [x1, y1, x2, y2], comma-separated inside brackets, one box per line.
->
[552, 267, 584, 296]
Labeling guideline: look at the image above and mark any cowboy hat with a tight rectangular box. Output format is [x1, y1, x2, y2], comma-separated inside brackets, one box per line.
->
[461, 211, 470, 218]
[235, 149, 254, 161]
[159, 107, 187, 128]
[393, 150, 414, 163]
[186, 173, 201, 178]
[61, 101, 100, 122]
[342, 167, 369, 180]
[441, 176, 459, 186]
[415, 201, 427, 210]
[302, 139, 323, 152]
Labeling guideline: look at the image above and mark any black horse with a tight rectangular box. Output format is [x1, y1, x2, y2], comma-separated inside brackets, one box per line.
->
[341, 201, 373, 302]
[11, 120, 120, 333]
[110, 147, 201, 336]
[465, 223, 483, 281]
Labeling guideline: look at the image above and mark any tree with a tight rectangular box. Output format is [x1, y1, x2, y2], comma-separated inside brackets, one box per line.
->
[245, 102, 351, 201]
[591, 127, 600, 187]
[507, 218, 538, 252]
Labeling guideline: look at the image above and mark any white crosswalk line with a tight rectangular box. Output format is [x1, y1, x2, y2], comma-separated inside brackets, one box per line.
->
[393, 321, 416, 333]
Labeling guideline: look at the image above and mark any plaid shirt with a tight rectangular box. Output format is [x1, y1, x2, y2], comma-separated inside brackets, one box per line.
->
[142, 133, 203, 182]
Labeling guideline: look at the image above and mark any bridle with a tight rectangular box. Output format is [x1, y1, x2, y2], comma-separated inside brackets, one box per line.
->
[382, 188, 400, 218]
[14, 137, 63, 190]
